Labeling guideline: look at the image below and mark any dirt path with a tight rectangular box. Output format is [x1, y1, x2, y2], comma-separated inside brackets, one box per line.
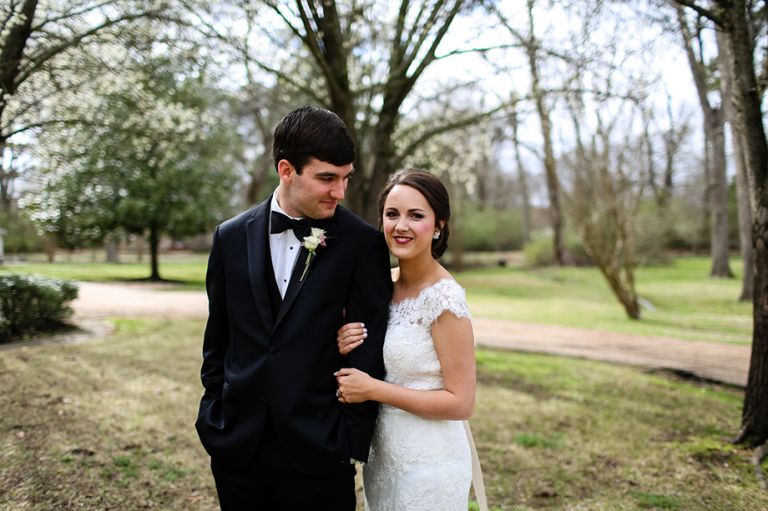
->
[71, 281, 750, 388]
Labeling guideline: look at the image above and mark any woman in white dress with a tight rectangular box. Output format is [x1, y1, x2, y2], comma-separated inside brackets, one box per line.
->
[334, 169, 476, 511]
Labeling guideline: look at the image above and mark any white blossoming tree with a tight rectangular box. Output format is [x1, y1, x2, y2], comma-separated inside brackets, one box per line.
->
[28, 50, 238, 280]
[0, 0, 169, 211]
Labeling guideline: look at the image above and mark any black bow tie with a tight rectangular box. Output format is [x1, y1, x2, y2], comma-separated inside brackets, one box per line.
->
[270, 211, 312, 239]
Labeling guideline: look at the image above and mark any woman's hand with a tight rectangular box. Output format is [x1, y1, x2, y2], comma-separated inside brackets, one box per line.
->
[334, 367, 375, 403]
[336, 322, 367, 356]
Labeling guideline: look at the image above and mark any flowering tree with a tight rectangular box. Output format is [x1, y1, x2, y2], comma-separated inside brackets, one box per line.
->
[0, 0, 168, 211]
[28, 52, 238, 280]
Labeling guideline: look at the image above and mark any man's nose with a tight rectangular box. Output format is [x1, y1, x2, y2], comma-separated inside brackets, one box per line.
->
[330, 180, 346, 200]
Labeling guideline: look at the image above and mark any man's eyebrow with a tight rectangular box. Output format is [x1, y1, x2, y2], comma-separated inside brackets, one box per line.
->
[316, 168, 355, 178]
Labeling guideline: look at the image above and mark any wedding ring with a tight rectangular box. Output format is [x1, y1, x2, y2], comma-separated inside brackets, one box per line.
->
[335, 389, 340, 397]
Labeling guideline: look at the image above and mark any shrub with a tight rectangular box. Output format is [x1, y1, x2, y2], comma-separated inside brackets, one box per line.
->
[460, 206, 524, 251]
[0, 274, 78, 341]
[0, 209, 45, 253]
[523, 230, 591, 267]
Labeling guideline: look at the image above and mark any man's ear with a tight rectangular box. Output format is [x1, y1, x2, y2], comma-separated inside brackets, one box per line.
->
[277, 159, 295, 184]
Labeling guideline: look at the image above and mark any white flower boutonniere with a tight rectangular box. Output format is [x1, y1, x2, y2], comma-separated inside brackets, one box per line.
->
[300, 227, 327, 281]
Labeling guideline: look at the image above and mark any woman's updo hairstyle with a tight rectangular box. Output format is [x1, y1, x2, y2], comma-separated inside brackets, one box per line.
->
[377, 168, 451, 259]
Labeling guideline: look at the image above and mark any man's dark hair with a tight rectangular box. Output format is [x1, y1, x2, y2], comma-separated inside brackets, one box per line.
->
[272, 106, 356, 174]
[377, 168, 451, 259]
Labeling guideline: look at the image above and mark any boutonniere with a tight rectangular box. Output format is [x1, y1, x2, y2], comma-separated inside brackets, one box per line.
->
[300, 227, 327, 281]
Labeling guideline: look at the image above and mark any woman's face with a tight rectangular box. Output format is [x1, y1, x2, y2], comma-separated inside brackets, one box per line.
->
[381, 184, 439, 262]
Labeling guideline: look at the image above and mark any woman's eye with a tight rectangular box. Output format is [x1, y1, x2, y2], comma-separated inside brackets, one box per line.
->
[411, 213, 424, 219]
[385, 212, 398, 218]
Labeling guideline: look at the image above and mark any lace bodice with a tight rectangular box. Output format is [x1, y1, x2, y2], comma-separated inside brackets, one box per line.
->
[383, 278, 471, 391]
[364, 278, 473, 511]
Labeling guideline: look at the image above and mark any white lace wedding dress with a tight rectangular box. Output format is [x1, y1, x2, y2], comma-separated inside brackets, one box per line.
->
[363, 278, 472, 511]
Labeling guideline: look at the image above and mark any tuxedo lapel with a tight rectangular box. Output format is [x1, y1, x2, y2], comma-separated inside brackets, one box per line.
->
[273, 215, 338, 331]
[246, 199, 275, 334]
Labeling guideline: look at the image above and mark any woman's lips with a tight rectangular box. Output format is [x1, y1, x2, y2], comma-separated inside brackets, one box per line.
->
[393, 236, 412, 245]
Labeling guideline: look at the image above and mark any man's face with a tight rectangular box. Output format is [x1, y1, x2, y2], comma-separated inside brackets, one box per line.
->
[277, 157, 353, 220]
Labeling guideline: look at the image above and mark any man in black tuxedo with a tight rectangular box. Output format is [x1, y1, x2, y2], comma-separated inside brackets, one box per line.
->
[195, 106, 392, 510]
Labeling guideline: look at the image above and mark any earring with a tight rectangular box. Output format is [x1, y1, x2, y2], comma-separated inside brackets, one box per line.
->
[433, 231, 440, 240]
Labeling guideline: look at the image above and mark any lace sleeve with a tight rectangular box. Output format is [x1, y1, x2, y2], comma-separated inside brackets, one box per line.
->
[422, 279, 471, 326]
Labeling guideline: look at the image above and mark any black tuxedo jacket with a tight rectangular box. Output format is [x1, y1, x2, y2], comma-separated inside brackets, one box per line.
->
[195, 197, 392, 474]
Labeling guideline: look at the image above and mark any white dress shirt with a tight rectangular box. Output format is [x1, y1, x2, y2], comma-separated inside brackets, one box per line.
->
[269, 191, 303, 298]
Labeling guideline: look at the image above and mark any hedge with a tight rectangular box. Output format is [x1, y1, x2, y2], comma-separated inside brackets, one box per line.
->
[0, 274, 78, 341]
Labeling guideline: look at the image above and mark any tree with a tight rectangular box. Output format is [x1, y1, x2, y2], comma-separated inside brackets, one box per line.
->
[673, 0, 768, 482]
[491, 0, 568, 264]
[190, 0, 506, 222]
[0, 0, 167, 212]
[674, 5, 733, 278]
[564, 92, 646, 319]
[402, 110, 497, 270]
[29, 51, 237, 280]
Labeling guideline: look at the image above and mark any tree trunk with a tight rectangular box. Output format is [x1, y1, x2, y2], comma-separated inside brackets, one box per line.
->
[706, 110, 734, 277]
[105, 236, 119, 263]
[511, 108, 532, 243]
[721, 28, 755, 300]
[148, 224, 161, 281]
[718, 0, 768, 445]
[44, 233, 55, 263]
[0, 139, 12, 213]
[526, 0, 564, 265]
[735, 143, 755, 300]
[449, 179, 464, 272]
[676, 6, 732, 272]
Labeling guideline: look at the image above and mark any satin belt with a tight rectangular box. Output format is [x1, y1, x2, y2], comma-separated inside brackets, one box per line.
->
[463, 420, 489, 511]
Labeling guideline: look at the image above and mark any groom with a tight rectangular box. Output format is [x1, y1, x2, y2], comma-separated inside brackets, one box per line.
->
[195, 106, 392, 510]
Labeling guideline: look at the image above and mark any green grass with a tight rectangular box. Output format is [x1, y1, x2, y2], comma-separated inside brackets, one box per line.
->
[0, 318, 765, 510]
[2, 253, 751, 343]
[457, 256, 751, 344]
[473, 348, 766, 510]
[1, 252, 208, 289]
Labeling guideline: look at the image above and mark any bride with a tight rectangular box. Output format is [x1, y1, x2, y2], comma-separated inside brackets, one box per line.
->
[334, 168, 477, 511]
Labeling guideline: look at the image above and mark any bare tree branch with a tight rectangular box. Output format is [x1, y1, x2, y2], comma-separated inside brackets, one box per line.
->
[17, 8, 167, 90]
[670, 0, 724, 26]
[393, 101, 509, 166]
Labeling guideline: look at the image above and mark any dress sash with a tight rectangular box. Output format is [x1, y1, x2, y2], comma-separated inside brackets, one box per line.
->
[463, 420, 489, 511]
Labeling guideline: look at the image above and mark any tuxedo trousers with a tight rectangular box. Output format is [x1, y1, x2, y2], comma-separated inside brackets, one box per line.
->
[210, 418, 356, 511]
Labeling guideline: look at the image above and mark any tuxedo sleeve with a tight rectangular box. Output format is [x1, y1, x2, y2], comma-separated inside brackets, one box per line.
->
[200, 225, 229, 397]
[342, 231, 392, 461]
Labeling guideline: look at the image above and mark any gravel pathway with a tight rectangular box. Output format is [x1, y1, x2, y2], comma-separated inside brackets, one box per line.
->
[71, 281, 750, 388]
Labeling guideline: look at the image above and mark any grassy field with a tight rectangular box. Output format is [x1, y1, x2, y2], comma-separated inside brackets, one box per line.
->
[1, 252, 208, 290]
[1, 254, 751, 344]
[461, 256, 751, 345]
[0, 318, 764, 510]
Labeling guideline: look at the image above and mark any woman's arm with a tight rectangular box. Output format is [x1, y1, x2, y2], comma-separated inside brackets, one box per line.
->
[335, 312, 476, 421]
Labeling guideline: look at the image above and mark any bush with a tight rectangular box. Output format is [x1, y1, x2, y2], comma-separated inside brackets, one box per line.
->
[0, 209, 45, 253]
[523, 230, 591, 267]
[0, 274, 78, 341]
[460, 206, 524, 251]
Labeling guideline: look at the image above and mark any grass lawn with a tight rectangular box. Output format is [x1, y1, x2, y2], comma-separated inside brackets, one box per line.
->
[1, 254, 751, 343]
[458, 256, 751, 345]
[1, 318, 765, 510]
[1, 252, 208, 290]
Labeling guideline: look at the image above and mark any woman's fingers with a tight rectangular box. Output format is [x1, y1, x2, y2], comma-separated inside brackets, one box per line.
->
[337, 323, 368, 354]
[340, 338, 365, 355]
[338, 322, 365, 335]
